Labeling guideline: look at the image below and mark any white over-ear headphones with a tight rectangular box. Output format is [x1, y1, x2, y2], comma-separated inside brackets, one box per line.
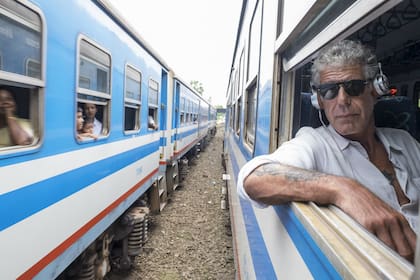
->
[372, 62, 389, 96]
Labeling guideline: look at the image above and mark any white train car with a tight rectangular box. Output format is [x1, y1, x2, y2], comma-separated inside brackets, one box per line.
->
[224, 0, 420, 279]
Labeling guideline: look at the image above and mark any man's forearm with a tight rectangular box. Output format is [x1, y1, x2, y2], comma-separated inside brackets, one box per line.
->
[243, 163, 339, 206]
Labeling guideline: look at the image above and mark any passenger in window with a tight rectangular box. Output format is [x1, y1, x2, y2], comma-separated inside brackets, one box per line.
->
[76, 107, 84, 141]
[238, 40, 420, 262]
[148, 115, 158, 130]
[80, 123, 98, 140]
[0, 87, 34, 147]
[76, 107, 97, 140]
[84, 103, 102, 136]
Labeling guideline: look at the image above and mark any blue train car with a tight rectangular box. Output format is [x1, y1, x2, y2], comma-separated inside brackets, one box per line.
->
[172, 78, 212, 161]
[224, 0, 420, 279]
[0, 0, 214, 279]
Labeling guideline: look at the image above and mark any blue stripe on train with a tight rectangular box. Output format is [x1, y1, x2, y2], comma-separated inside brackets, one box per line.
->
[0, 141, 158, 231]
[177, 127, 198, 140]
[229, 140, 277, 278]
[159, 137, 167, 146]
[274, 206, 341, 279]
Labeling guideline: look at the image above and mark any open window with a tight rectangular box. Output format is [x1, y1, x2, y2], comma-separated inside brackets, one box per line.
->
[180, 96, 185, 126]
[0, 0, 43, 152]
[76, 37, 111, 140]
[148, 79, 159, 130]
[124, 65, 141, 132]
[234, 97, 241, 136]
[244, 81, 257, 147]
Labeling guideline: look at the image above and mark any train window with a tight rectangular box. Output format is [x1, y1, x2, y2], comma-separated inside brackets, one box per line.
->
[235, 97, 241, 136]
[245, 82, 257, 147]
[247, 1, 262, 82]
[148, 79, 158, 130]
[77, 37, 111, 138]
[186, 100, 190, 123]
[239, 49, 245, 97]
[180, 96, 185, 125]
[276, 0, 284, 38]
[228, 85, 234, 129]
[283, 1, 355, 62]
[189, 101, 193, 123]
[124, 65, 141, 132]
[0, 85, 38, 149]
[0, 0, 42, 78]
[0, 1, 43, 152]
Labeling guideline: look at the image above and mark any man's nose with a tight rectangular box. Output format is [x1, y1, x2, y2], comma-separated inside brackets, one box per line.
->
[336, 86, 351, 105]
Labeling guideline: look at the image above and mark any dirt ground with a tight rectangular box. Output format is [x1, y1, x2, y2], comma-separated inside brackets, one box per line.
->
[107, 124, 235, 280]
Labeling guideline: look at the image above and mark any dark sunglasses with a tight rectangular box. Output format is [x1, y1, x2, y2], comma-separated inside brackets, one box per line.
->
[312, 79, 369, 100]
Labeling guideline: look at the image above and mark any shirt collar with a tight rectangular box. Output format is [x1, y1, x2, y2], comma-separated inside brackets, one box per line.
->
[326, 125, 404, 153]
[375, 128, 404, 154]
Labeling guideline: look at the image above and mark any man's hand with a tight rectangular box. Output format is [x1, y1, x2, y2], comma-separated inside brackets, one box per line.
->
[335, 178, 416, 262]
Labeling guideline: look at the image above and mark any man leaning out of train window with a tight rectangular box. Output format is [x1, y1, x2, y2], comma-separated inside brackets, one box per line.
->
[237, 40, 420, 262]
[0, 86, 34, 147]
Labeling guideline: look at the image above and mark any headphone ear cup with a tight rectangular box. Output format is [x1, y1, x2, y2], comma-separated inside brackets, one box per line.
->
[373, 72, 390, 96]
[311, 94, 320, 109]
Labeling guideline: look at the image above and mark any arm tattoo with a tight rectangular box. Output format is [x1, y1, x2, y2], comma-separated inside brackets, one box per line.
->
[254, 163, 326, 182]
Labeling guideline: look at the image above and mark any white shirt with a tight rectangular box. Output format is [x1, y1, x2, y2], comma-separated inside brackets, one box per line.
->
[93, 118, 102, 136]
[237, 125, 420, 231]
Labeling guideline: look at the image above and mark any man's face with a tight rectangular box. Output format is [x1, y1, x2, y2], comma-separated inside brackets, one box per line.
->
[84, 103, 97, 118]
[318, 65, 376, 139]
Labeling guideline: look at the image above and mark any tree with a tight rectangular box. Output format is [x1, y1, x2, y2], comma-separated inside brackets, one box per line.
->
[190, 80, 204, 95]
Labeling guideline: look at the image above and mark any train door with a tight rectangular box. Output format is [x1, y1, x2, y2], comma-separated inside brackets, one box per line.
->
[160, 69, 168, 160]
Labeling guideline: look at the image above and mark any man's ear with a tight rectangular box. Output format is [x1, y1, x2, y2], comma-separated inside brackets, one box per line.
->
[317, 94, 324, 110]
[370, 84, 380, 104]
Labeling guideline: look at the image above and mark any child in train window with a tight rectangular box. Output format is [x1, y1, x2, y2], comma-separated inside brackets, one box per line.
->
[0, 86, 34, 147]
[79, 123, 98, 140]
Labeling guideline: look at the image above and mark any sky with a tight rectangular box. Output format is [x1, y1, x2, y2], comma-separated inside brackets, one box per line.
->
[107, 0, 243, 107]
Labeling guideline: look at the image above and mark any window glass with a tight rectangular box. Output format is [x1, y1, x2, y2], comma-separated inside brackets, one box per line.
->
[0, 1, 42, 152]
[148, 79, 159, 130]
[148, 79, 158, 107]
[0, 0, 42, 78]
[79, 40, 110, 94]
[124, 65, 141, 131]
[235, 97, 241, 135]
[245, 82, 257, 146]
[283, 0, 356, 62]
[180, 96, 185, 125]
[77, 38, 111, 139]
[248, 2, 262, 81]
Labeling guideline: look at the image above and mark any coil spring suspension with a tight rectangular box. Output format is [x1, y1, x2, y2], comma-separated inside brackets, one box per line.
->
[127, 207, 150, 256]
